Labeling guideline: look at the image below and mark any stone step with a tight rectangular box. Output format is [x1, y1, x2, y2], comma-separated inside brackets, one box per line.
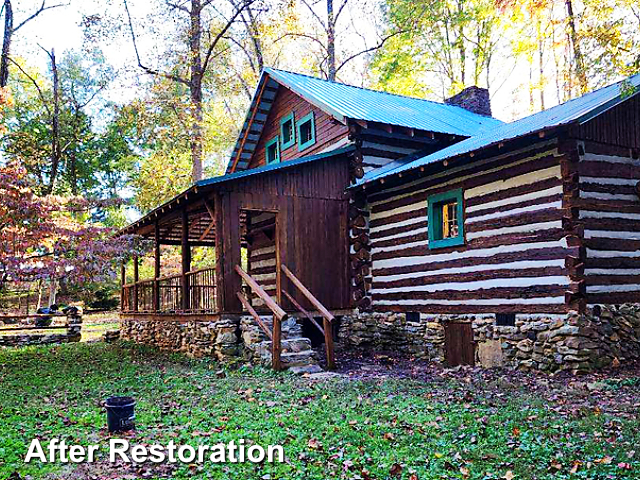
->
[289, 364, 325, 375]
[257, 348, 317, 367]
[252, 337, 313, 357]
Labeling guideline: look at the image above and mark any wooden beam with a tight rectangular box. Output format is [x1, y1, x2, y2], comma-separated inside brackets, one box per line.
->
[272, 315, 282, 371]
[181, 208, 191, 311]
[154, 221, 161, 311]
[235, 265, 287, 321]
[280, 264, 335, 369]
[120, 262, 126, 311]
[133, 255, 139, 312]
[229, 79, 270, 173]
[236, 292, 272, 340]
[282, 290, 324, 336]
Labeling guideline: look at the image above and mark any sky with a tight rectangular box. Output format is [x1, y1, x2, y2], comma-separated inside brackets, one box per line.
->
[13, 0, 537, 123]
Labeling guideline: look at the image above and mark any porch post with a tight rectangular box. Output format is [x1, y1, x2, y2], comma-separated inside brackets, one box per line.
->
[181, 208, 191, 310]
[133, 255, 139, 312]
[120, 262, 126, 311]
[214, 194, 225, 313]
[153, 221, 160, 311]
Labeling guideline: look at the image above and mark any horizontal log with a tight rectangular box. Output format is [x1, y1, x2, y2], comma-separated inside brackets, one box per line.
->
[373, 285, 567, 301]
[370, 303, 568, 315]
[373, 246, 578, 277]
[372, 267, 566, 290]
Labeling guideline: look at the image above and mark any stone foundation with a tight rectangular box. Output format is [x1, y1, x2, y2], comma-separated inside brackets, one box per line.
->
[340, 305, 640, 372]
[0, 315, 82, 348]
[120, 316, 241, 361]
[120, 314, 322, 373]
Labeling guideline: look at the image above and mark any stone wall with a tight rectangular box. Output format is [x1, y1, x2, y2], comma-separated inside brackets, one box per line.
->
[0, 315, 82, 348]
[340, 305, 640, 372]
[120, 316, 241, 361]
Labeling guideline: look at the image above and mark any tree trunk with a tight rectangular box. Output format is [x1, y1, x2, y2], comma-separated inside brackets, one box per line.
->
[565, 0, 587, 94]
[1, 0, 13, 88]
[245, 6, 263, 74]
[46, 49, 60, 194]
[189, 0, 203, 183]
[48, 277, 57, 307]
[326, 0, 336, 81]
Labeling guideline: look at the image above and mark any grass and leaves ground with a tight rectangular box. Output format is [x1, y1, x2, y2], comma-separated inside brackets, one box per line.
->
[0, 342, 638, 480]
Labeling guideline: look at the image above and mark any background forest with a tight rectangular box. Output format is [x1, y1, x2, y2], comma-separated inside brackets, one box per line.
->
[1, 0, 639, 310]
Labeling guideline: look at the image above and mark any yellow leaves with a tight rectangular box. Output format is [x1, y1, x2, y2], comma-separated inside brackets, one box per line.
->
[383, 432, 395, 441]
[503, 470, 515, 480]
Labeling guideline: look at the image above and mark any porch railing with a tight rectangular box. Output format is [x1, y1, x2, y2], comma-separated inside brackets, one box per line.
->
[121, 267, 217, 314]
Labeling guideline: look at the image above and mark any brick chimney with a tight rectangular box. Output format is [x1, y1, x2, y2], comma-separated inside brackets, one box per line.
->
[445, 86, 492, 117]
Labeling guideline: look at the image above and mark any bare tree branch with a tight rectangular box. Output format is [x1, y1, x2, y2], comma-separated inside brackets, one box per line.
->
[274, 32, 328, 52]
[122, 0, 190, 85]
[300, 0, 326, 31]
[335, 30, 407, 75]
[165, 0, 190, 13]
[334, 0, 349, 23]
[201, 0, 257, 73]
[13, 0, 68, 32]
[6, 56, 51, 116]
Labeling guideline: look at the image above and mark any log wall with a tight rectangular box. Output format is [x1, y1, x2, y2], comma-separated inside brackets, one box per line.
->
[366, 140, 575, 315]
[247, 212, 278, 306]
[578, 140, 640, 305]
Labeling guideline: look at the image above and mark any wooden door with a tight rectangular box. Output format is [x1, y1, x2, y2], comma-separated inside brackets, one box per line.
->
[444, 322, 475, 367]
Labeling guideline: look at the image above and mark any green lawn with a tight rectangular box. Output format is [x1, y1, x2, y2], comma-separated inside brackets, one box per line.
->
[0, 343, 637, 480]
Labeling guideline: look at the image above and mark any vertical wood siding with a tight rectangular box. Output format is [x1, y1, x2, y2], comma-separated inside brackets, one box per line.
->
[578, 141, 640, 305]
[366, 141, 575, 314]
[217, 155, 352, 312]
[247, 86, 350, 169]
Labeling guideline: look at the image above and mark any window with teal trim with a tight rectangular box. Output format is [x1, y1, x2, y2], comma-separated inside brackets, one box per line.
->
[428, 189, 464, 249]
[280, 112, 295, 150]
[297, 112, 316, 151]
[266, 136, 280, 164]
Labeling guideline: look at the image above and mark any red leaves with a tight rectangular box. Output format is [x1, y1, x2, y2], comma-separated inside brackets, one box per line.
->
[0, 161, 147, 288]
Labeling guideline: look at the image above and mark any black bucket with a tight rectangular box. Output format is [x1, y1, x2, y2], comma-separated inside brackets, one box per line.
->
[105, 396, 136, 433]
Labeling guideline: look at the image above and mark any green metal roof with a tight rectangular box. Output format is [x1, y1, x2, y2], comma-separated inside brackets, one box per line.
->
[226, 68, 503, 173]
[360, 73, 640, 186]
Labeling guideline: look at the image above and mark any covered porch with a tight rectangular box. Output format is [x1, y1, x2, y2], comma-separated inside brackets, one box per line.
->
[118, 149, 355, 369]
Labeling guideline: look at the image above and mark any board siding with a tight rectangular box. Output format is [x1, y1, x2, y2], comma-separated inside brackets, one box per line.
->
[578, 140, 640, 305]
[216, 154, 352, 313]
[366, 141, 573, 315]
[247, 86, 349, 169]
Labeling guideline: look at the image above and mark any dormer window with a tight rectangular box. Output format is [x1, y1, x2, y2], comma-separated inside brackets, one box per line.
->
[280, 112, 295, 150]
[297, 112, 316, 151]
[266, 136, 280, 164]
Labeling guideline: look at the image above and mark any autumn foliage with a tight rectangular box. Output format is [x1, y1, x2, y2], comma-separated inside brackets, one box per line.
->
[0, 160, 146, 291]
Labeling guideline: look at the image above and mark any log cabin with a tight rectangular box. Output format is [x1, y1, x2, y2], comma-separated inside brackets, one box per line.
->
[119, 69, 640, 372]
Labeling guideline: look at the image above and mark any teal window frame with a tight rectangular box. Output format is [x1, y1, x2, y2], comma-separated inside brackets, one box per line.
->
[427, 188, 465, 249]
[280, 112, 296, 150]
[297, 112, 316, 151]
[265, 136, 280, 164]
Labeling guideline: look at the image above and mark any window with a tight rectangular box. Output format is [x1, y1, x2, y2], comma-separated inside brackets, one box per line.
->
[280, 112, 295, 150]
[297, 112, 316, 151]
[266, 136, 280, 164]
[406, 312, 420, 323]
[496, 313, 516, 327]
[427, 188, 464, 249]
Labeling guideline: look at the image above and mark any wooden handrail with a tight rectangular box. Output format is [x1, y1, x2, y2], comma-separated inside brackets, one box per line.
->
[236, 292, 272, 340]
[280, 265, 334, 322]
[282, 290, 324, 336]
[281, 264, 335, 370]
[185, 266, 216, 276]
[235, 265, 287, 321]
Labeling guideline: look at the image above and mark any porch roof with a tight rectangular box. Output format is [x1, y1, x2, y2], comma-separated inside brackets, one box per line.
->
[120, 145, 356, 244]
